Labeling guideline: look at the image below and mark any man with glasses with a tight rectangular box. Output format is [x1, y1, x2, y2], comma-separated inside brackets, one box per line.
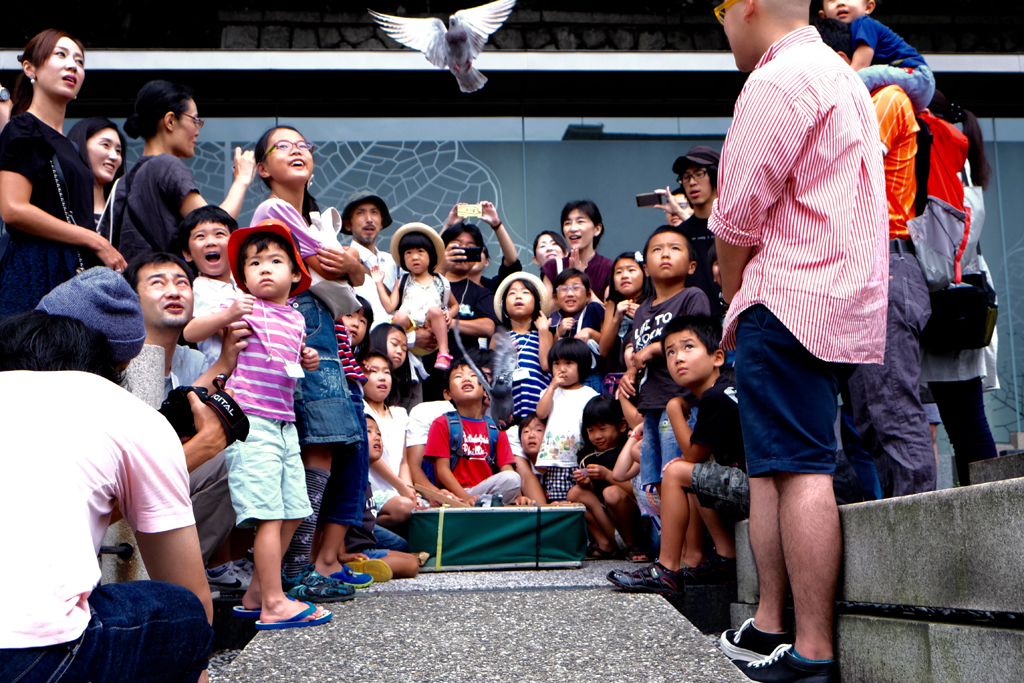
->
[709, 0, 887, 681]
[671, 145, 723, 318]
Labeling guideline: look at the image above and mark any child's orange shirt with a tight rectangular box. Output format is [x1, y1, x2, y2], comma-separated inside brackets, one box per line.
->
[873, 85, 919, 240]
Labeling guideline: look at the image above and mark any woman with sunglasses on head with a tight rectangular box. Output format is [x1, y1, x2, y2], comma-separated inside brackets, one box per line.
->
[114, 80, 255, 262]
[250, 125, 375, 601]
[0, 30, 126, 316]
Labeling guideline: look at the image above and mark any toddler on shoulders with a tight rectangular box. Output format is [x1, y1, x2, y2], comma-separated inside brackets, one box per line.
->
[820, 0, 935, 111]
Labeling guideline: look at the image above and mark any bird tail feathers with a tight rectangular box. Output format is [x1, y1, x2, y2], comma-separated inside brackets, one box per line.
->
[454, 66, 488, 93]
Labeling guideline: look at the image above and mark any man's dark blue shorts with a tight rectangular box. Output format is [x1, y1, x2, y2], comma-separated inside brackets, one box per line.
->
[734, 305, 853, 477]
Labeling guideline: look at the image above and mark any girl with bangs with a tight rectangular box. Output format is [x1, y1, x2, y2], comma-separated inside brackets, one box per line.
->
[600, 251, 650, 391]
[494, 272, 553, 419]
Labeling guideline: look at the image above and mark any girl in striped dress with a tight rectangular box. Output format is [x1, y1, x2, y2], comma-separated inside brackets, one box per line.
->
[493, 273, 553, 419]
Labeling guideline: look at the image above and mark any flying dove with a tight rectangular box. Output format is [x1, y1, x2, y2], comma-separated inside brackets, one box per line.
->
[369, 0, 517, 93]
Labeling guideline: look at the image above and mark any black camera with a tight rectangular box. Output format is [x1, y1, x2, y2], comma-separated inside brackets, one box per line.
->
[160, 375, 250, 446]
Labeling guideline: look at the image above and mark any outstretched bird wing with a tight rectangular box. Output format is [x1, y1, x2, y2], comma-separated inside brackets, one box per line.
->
[487, 326, 517, 430]
[368, 10, 449, 69]
[451, 0, 517, 59]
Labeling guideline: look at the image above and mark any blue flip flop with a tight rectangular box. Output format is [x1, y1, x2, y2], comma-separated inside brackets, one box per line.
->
[255, 602, 332, 630]
[232, 605, 261, 619]
[233, 595, 300, 619]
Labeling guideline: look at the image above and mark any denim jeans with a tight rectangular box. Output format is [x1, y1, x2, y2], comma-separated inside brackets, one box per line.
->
[293, 292, 362, 446]
[374, 525, 410, 552]
[318, 380, 370, 528]
[1, 581, 212, 683]
[639, 409, 684, 486]
[859, 63, 935, 113]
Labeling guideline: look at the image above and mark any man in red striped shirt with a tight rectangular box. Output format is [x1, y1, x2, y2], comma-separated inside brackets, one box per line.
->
[709, 1, 888, 680]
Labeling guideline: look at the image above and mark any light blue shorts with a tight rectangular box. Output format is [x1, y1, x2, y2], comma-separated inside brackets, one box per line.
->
[639, 407, 696, 486]
[224, 414, 313, 528]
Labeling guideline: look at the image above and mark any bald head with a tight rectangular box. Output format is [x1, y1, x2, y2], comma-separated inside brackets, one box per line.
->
[763, 0, 812, 22]
[723, 0, 811, 72]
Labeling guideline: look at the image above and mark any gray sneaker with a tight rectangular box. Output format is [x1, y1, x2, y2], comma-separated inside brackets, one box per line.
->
[206, 558, 253, 593]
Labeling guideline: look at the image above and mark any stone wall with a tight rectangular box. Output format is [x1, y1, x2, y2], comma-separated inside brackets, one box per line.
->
[218, 8, 1022, 53]
[1, 2, 1019, 52]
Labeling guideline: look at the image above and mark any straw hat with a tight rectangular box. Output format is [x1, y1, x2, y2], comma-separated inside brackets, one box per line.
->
[228, 219, 312, 296]
[493, 272, 551, 321]
[389, 222, 445, 269]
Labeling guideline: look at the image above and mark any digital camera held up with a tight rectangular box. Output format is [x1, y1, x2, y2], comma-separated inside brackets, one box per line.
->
[159, 374, 249, 447]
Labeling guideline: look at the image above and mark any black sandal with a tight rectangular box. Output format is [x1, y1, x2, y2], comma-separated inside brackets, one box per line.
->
[586, 545, 620, 560]
[625, 545, 652, 563]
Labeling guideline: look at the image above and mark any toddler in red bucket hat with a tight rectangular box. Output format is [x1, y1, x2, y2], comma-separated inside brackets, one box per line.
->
[221, 219, 333, 630]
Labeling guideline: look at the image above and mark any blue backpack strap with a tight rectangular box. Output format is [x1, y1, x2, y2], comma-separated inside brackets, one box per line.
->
[445, 411, 463, 471]
[484, 415, 500, 473]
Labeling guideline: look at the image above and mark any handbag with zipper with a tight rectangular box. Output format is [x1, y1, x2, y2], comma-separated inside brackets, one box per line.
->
[916, 164, 997, 352]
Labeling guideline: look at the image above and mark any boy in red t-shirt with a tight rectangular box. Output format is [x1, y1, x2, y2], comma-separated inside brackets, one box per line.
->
[424, 361, 523, 505]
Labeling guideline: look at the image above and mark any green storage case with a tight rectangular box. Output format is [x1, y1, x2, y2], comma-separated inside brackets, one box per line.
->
[409, 505, 588, 572]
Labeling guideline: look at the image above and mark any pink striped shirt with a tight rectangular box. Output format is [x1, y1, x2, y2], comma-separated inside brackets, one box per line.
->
[224, 298, 306, 422]
[709, 26, 889, 364]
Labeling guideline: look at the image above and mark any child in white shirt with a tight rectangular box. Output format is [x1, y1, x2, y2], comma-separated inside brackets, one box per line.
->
[179, 205, 247, 367]
[535, 338, 599, 501]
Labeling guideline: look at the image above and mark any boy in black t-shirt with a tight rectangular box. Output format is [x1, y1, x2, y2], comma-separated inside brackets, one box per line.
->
[569, 396, 646, 562]
[608, 315, 746, 598]
[619, 226, 709, 494]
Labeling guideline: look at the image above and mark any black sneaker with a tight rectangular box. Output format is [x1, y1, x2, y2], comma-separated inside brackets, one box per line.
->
[719, 618, 793, 663]
[606, 562, 685, 599]
[741, 644, 832, 682]
[682, 556, 737, 585]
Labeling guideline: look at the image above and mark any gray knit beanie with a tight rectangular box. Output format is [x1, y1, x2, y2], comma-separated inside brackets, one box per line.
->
[36, 267, 147, 363]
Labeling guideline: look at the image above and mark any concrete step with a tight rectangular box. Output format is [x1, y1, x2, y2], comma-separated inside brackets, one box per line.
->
[215, 562, 746, 682]
[665, 585, 736, 635]
[218, 588, 748, 683]
[970, 449, 1024, 485]
[212, 596, 256, 652]
[735, 477, 1024, 612]
[837, 614, 1024, 683]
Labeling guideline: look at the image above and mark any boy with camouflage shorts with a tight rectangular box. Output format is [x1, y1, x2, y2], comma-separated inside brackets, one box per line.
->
[608, 315, 746, 597]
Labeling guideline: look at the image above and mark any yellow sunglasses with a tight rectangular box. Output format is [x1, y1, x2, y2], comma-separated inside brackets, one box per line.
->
[714, 0, 743, 25]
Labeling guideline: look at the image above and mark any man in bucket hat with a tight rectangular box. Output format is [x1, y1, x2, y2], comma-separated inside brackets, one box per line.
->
[342, 190, 398, 328]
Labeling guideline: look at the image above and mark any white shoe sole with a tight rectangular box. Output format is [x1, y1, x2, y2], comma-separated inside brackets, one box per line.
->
[718, 630, 770, 663]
